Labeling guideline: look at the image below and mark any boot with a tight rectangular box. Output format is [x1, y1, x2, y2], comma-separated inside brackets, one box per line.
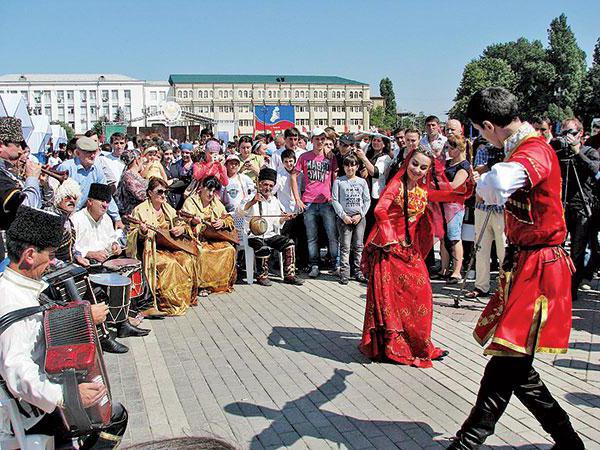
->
[116, 321, 150, 338]
[513, 366, 584, 450]
[256, 255, 272, 286]
[447, 408, 497, 449]
[283, 246, 304, 285]
[100, 336, 129, 354]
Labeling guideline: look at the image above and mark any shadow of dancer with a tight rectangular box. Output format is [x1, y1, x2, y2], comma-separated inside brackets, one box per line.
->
[267, 326, 370, 364]
[225, 368, 445, 449]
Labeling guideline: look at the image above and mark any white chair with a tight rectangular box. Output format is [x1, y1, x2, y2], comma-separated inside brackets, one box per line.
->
[241, 232, 284, 285]
[0, 384, 54, 449]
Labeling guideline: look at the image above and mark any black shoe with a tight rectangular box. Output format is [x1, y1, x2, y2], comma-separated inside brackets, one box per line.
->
[284, 276, 304, 286]
[339, 277, 349, 285]
[256, 277, 272, 286]
[354, 273, 367, 283]
[433, 350, 450, 361]
[100, 336, 129, 354]
[116, 321, 150, 338]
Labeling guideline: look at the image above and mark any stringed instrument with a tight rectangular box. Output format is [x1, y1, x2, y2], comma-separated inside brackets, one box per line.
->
[122, 215, 199, 256]
[178, 210, 240, 245]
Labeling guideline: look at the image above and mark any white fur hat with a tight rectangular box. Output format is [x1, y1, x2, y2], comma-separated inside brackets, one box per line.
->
[53, 178, 82, 207]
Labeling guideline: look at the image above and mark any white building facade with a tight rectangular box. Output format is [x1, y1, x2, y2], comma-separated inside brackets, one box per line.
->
[0, 74, 170, 134]
[168, 74, 371, 135]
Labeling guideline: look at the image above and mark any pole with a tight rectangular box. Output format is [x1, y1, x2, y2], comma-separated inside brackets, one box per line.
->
[454, 208, 493, 308]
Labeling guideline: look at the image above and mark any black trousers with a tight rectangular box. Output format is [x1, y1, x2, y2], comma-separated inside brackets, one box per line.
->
[27, 402, 128, 449]
[454, 356, 576, 448]
[248, 235, 293, 257]
[566, 209, 599, 298]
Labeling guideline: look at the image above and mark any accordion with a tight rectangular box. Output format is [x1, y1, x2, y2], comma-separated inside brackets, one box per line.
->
[43, 301, 112, 434]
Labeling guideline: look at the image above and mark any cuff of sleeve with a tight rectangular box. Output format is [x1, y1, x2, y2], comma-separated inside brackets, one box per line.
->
[24, 177, 40, 189]
[369, 220, 398, 247]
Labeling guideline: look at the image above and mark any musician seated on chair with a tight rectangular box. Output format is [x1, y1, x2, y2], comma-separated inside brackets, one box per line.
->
[241, 168, 304, 286]
[181, 176, 237, 296]
[0, 206, 128, 448]
[71, 183, 122, 264]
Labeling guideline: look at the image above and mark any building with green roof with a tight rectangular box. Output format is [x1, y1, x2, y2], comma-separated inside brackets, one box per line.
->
[168, 74, 372, 134]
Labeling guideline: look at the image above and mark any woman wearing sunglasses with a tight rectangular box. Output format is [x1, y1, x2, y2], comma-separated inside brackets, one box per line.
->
[127, 177, 198, 316]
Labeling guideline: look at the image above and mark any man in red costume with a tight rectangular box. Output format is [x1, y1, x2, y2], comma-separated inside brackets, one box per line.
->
[448, 87, 584, 449]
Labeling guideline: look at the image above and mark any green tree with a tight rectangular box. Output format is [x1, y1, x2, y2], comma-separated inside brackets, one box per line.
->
[483, 38, 556, 118]
[91, 117, 108, 138]
[379, 77, 397, 120]
[113, 107, 125, 123]
[370, 106, 387, 129]
[547, 14, 587, 113]
[449, 57, 517, 121]
[578, 38, 600, 128]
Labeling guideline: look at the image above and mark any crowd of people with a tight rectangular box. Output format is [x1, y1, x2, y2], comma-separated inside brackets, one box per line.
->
[0, 84, 598, 448]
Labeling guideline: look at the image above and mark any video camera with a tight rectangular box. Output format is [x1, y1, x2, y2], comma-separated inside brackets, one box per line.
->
[550, 129, 579, 158]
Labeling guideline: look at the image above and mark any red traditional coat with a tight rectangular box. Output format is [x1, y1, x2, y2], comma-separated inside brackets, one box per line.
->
[474, 136, 574, 356]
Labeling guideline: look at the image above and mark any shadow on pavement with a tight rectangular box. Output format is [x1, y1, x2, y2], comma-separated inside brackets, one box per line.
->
[565, 392, 600, 408]
[225, 368, 449, 449]
[267, 326, 370, 364]
[570, 296, 599, 336]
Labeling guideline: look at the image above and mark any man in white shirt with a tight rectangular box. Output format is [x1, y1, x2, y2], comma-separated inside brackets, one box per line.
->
[241, 168, 303, 286]
[420, 115, 448, 160]
[71, 183, 122, 263]
[270, 127, 306, 172]
[0, 206, 127, 448]
[99, 132, 126, 182]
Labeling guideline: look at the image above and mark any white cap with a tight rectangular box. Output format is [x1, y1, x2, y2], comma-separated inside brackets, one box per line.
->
[311, 127, 326, 137]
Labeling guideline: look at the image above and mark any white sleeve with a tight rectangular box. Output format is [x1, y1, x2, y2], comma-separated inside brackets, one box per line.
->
[0, 319, 63, 413]
[476, 162, 528, 206]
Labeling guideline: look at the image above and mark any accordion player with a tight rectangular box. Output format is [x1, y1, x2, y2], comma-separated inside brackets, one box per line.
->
[0, 207, 128, 448]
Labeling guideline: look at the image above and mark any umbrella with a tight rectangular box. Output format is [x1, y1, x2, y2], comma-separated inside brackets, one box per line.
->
[27, 115, 51, 154]
[0, 93, 34, 140]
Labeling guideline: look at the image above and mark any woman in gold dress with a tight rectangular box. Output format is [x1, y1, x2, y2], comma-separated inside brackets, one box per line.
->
[127, 177, 198, 316]
[181, 175, 237, 296]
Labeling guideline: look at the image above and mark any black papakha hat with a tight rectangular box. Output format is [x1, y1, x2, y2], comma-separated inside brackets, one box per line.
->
[7, 206, 65, 249]
[258, 167, 277, 184]
[88, 183, 112, 202]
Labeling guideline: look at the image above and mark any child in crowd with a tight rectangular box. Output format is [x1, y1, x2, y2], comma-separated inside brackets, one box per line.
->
[331, 155, 371, 284]
[224, 154, 255, 231]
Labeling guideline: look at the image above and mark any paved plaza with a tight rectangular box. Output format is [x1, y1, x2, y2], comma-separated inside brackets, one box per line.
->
[106, 273, 600, 449]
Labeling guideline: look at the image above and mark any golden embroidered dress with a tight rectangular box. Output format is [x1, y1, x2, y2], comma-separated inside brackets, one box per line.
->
[126, 200, 197, 316]
[181, 194, 236, 293]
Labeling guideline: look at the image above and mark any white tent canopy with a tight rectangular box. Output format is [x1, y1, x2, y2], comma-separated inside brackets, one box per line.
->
[26, 115, 51, 154]
[50, 124, 67, 148]
[0, 93, 34, 140]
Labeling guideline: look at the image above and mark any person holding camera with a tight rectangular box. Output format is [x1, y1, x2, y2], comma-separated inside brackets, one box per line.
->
[555, 118, 600, 300]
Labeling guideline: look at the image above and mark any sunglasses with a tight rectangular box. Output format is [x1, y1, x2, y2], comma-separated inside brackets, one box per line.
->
[153, 189, 167, 195]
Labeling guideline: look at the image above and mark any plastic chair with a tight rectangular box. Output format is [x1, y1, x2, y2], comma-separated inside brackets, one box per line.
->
[0, 383, 54, 449]
[241, 232, 284, 285]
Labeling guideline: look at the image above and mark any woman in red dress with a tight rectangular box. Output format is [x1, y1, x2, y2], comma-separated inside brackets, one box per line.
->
[360, 147, 465, 368]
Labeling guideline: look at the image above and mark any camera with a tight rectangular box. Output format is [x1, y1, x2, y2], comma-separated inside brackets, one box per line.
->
[550, 129, 579, 157]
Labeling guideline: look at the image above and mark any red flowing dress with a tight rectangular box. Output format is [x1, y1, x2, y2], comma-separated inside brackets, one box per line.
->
[359, 166, 464, 368]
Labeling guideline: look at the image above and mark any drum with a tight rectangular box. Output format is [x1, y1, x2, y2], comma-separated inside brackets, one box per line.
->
[89, 273, 131, 325]
[249, 217, 268, 236]
[103, 258, 144, 300]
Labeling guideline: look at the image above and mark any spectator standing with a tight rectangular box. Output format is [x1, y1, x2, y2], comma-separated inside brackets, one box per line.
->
[291, 128, 339, 278]
[239, 136, 264, 184]
[332, 154, 370, 284]
[421, 115, 448, 160]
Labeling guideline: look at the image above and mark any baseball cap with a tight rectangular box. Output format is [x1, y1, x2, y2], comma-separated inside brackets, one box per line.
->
[76, 136, 98, 152]
[339, 133, 356, 145]
[311, 128, 326, 137]
[226, 154, 241, 163]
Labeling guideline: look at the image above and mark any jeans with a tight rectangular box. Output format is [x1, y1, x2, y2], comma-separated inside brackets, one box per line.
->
[303, 202, 338, 266]
[337, 217, 366, 278]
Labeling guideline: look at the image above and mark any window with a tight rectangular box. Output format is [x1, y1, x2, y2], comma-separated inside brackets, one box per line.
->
[238, 119, 252, 127]
[111, 90, 118, 102]
[160, 92, 166, 101]
[80, 106, 87, 119]
[359, 91, 363, 98]
[150, 91, 157, 102]
[57, 91, 65, 103]
[33, 91, 41, 103]
[189, 90, 193, 99]
[44, 91, 51, 102]
[150, 106, 157, 115]
[101, 105, 109, 118]
[349, 92, 354, 99]
[177, 90, 182, 98]
[44, 106, 51, 119]
[79, 90, 87, 102]
[57, 106, 65, 121]
[102, 90, 109, 102]
[124, 90, 131, 102]
[66, 91, 74, 103]
[183, 91, 188, 99]
[124, 106, 131, 119]
[90, 106, 97, 120]
[89, 90, 96, 101]
[224, 90, 228, 99]
[313, 91, 318, 99]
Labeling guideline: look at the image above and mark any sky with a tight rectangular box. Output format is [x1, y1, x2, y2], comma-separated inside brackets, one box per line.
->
[1, 0, 598, 119]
